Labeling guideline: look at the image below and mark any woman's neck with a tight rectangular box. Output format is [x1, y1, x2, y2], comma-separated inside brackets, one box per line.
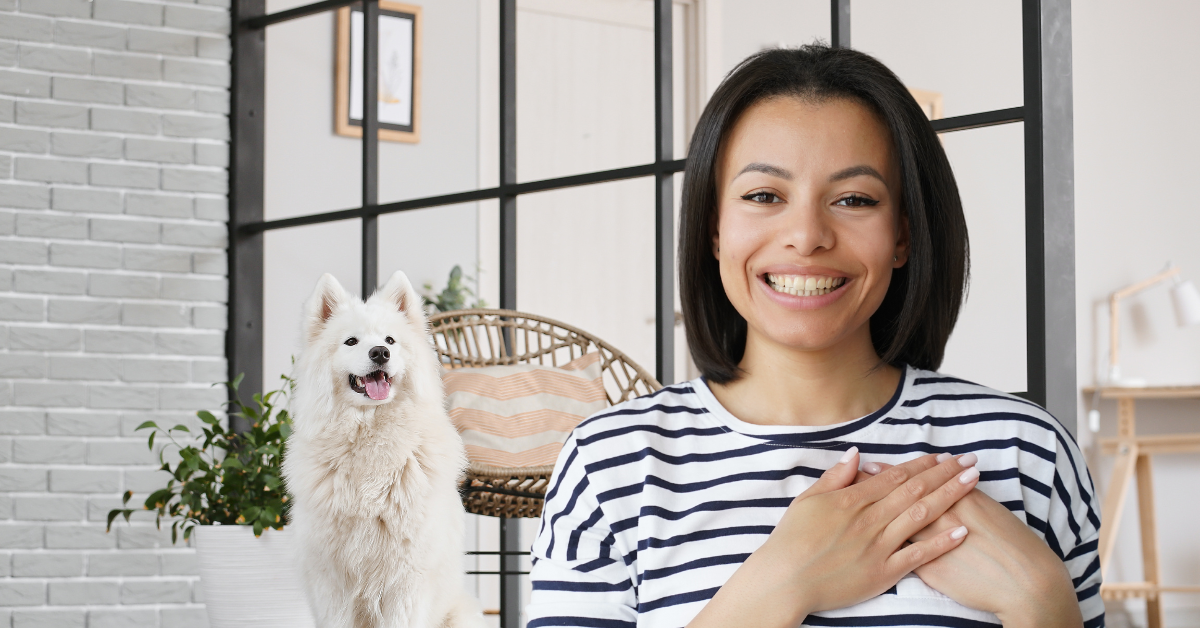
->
[708, 325, 901, 428]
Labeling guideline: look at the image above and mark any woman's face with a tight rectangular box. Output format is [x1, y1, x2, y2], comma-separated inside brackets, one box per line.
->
[714, 95, 908, 356]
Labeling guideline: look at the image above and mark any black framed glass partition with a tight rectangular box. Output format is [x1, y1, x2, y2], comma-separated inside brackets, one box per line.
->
[228, 1, 1075, 624]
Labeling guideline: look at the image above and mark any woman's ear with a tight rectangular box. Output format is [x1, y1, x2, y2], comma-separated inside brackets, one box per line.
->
[893, 214, 910, 268]
[712, 232, 721, 259]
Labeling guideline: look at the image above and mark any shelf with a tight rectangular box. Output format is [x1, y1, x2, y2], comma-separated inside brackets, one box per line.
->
[1099, 434, 1200, 455]
[1102, 582, 1200, 601]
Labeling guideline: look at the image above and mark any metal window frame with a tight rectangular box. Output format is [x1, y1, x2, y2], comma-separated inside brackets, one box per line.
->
[230, 0, 1074, 624]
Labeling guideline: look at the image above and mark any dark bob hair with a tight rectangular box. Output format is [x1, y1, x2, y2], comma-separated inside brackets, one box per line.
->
[680, 44, 969, 383]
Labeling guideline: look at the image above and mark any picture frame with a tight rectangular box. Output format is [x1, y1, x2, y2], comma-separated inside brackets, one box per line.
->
[335, 1, 423, 143]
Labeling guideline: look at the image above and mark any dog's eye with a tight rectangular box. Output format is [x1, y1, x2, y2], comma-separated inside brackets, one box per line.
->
[385, 336, 395, 345]
[344, 338, 358, 346]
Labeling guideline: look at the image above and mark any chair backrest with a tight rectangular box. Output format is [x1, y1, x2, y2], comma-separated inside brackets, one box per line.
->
[428, 308, 661, 405]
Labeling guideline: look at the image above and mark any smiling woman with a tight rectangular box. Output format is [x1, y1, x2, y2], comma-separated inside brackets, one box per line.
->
[527, 45, 1102, 628]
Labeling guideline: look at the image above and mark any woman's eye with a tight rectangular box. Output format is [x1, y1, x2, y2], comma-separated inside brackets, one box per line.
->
[741, 191, 781, 204]
[385, 336, 395, 345]
[344, 337, 358, 346]
[835, 194, 879, 207]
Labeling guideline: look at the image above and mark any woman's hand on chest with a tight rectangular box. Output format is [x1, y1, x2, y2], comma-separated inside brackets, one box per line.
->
[858, 462, 1083, 627]
[689, 450, 977, 627]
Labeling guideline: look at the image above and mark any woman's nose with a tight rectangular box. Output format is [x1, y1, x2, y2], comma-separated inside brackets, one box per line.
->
[783, 201, 835, 255]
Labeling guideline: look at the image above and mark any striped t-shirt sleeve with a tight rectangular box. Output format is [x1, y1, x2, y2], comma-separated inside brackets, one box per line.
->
[1043, 427, 1105, 628]
[528, 432, 637, 628]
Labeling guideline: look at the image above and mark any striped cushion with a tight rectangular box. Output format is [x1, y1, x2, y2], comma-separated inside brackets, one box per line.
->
[443, 353, 606, 468]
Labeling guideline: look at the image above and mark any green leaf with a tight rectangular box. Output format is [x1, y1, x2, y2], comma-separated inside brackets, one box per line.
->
[136, 420, 159, 431]
[197, 410, 220, 426]
[121, 490, 133, 506]
[171, 424, 191, 433]
[231, 372, 245, 392]
[106, 509, 124, 532]
[147, 431, 156, 451]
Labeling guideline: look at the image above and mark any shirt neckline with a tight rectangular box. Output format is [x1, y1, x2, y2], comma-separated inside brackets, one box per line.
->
[691, 364, 910, 443]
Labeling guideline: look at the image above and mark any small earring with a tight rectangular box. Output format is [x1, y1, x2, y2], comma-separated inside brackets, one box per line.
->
[893, 255, 898, 262]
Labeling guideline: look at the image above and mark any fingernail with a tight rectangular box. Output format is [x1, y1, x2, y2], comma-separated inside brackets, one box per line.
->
[959, 467, 979, 484]
[839, 446, 858, 464]
[863, 462, 881, 474]
[951, 526, 968, 540]
[936, 452, 952, 463]
[957, 453, 978, 468]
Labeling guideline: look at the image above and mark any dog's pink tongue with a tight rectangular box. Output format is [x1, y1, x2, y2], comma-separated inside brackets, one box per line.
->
[365, 372, 390, 400]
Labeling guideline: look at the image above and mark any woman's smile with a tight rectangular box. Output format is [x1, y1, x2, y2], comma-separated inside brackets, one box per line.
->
[757, 265, 852, 311]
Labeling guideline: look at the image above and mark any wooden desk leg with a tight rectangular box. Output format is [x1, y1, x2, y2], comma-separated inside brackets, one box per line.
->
[1137, 453, 1163, 628]
[1100, 398, 1141, 578]
[1099, 441, 1139, 577]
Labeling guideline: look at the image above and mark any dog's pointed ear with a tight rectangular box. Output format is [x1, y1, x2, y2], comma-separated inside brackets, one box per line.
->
[303, 273, 348, 343]
[372, 270, 417, 314]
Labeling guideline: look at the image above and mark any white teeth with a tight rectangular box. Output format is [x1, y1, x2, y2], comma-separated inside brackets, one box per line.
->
[766, 274, 845, 297]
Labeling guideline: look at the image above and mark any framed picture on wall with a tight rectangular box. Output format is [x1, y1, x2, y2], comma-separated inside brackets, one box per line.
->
[335, 1, 422, 143]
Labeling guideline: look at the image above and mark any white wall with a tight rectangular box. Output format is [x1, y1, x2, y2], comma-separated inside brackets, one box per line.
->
[1075, 1, 1200, 624]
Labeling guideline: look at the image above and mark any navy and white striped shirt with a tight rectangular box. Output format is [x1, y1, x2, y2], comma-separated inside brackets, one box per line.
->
[528, 365, 1104, 628]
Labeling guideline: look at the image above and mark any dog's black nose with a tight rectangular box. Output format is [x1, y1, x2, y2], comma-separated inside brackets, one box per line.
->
[368, 346, 390, 364]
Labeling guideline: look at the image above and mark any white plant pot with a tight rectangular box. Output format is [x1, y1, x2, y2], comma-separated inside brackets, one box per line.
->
[194, 525, 315, 628]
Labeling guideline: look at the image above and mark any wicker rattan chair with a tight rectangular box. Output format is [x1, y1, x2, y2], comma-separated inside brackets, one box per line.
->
[429, 308, 662, 519]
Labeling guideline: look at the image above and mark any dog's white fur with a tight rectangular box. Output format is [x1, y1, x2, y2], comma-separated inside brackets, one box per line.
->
[284, 271, 484, 628]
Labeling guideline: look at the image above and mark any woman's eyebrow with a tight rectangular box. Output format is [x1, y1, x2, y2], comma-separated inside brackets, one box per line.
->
[734, 162, 793, 180]
[829, 164, 885, 184]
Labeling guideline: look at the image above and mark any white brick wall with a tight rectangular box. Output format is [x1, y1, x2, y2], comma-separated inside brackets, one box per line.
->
[0, 0, 229, 621]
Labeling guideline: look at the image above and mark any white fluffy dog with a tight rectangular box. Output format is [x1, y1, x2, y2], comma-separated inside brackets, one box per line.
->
[284, 271, 484, 628]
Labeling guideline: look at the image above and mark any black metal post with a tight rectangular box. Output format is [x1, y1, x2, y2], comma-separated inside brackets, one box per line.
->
[228, 0, 266, 430]
[498, 517, 521, 628]
[1022, 0, 1076, 433]
[361, 0, 380, 296]
[831, 0, 850, 48]
[497, 2, 521, 627]
[499, 0, 517, 313]
[654, 0, 674, 386]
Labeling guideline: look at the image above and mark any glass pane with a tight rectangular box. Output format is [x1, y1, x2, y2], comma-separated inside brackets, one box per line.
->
[516, 1, 655, 182]
[262, 220, 362, 386]
[854, 0, 1023, 117]
[377, 204, 480, 308]
[718, 0, 829, 76]
[376, 0, 488, 205]
[264, 11, 362, 221]
[939, 122, 1026, 392]
[516, 177, 658, 377]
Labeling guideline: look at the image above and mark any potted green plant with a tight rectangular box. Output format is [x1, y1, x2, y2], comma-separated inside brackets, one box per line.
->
[422, 264, 485, 313]
[107, 374, 314, 628]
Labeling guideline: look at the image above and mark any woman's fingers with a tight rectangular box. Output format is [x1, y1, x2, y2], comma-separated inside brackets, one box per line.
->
[876, 454, 980, 546]
[843, 453, 943, 503]
[886, 523, 970, 577]
[796, 446, 861, 500]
